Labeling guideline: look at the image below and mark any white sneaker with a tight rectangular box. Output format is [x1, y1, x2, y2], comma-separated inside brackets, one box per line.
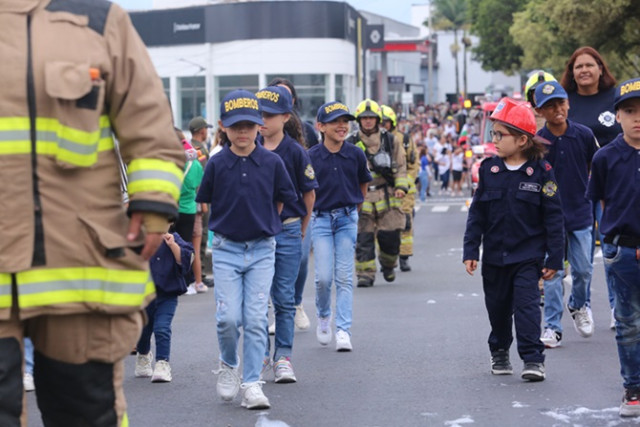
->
[134, 352, 153, 378]
[259, 357, 272, 381]
[568, 305, 594, 338]
[316, 316, 332, 346]
[335, 330, 352, 352]
[540, 328, 562, 348]
[151, 360, 172, 382]
[240, 381, 270, 409]
[214, 362, 241, 401]
[273, 357, 297, 383]
[611, 308, 617, 330]
[268, 322, 276, 335]
[194, 282, 208, 293]
[23, 373, 35, 392]
[294, 304, 310, 330]
[185, 284, 197, 295]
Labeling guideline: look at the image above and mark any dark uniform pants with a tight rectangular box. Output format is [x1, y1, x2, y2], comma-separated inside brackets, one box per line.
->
[481, 260, 545, 363]
[0, 287, 143, 427]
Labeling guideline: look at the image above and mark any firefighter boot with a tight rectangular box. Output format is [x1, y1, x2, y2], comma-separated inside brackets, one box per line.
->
[357, 276, 374, 288]
[381, 267, 396, 282]
[399, 256, 411, 272]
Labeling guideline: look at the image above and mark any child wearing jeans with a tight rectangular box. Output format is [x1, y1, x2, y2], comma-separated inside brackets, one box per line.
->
[308, 102, 372, 351]
[135, 231, 194, 383]
[587, 77, 640, 417]
[196, 90, 297, 410]
[463, 98, 564, 381]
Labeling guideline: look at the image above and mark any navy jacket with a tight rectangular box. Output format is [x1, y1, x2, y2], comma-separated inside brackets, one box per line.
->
[463, 156, 565, 270]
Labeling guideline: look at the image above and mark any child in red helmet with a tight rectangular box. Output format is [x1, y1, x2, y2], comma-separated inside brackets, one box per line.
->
[463, 97, 565, 381]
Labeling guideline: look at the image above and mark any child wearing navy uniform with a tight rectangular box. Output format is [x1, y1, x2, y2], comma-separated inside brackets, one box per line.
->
[534, 81, 599, 347]
[256, 86, 318, 383]
[309, 102, 372, 351]
[463, 97, 564, 381]
[195, 90, 297, 410]
[135, 231, 194, 383]
[587, 77, 640, 417]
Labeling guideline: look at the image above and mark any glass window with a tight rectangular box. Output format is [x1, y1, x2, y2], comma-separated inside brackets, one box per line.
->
[266, 74, 327, 122]
[217, 75, 260, 101]
[335, 75, 345, 103]
[178, 76, 206, 130]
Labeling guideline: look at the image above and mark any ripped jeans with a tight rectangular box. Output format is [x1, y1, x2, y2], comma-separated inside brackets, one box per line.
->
[212, 234, 275, 383]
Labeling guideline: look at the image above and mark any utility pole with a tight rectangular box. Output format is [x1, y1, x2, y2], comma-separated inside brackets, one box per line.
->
[427, 0, 434, 105]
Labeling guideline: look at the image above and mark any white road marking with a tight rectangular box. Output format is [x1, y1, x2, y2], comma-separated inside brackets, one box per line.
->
[431, 205, 450, 213]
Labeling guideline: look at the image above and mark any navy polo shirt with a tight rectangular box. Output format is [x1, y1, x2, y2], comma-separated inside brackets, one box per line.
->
[586, 134, 640, 237]
[150, 232, 193, 296]
[260, 133, 319, 221]
[308, 141, 372, 211]
[568, 88, 621, 146]
[196, 143, 298, 241]
[463, 156, 565, 270]
[538, 119, 598, 231]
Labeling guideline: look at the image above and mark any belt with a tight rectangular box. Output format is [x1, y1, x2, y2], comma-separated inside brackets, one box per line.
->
[313, 205, 356, 217]
[604, 235, 640, 248]
[282, 217, 301, 225]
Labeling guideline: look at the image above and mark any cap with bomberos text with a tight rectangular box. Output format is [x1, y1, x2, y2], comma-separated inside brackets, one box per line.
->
[220, 89, 263, 127]
[614, 77, 640, 110]
[316, 101, 356, 123]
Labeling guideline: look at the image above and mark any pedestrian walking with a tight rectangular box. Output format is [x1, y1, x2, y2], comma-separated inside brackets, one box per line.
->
[586, 77, 640, 417]
[195, 90, 297, 410]
[463, 98, 564, 382]
[0, 2, 184, 425]
[309, 101, 372, 351]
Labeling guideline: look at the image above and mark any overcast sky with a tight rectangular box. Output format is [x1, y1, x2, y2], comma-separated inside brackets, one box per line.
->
[113, 0, 425, 25]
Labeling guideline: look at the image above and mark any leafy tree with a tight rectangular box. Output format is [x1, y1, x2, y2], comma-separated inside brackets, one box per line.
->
[468, 0, 528, 75]
[511, 0, 639, 80]
[428, 0, 470, 97]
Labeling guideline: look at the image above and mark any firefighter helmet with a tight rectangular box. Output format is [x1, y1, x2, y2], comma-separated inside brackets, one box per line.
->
[380, 105, 397, 128]
[354, 99, 382, 120]
[490, 97, 537, 136]
[524, 70, 556, 107]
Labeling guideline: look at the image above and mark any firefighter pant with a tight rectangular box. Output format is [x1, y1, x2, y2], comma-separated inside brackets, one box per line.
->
[356, 207, 405, 282]
[0, 288, 144, 427]
[400, 192, 415, 257]
[481, 260, 545, 364]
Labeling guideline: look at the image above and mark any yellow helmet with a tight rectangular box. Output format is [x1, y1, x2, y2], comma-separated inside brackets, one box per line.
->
[354, 99, 382, 120]
[380, 105, 397, 128]
[524, 71, 556, 107]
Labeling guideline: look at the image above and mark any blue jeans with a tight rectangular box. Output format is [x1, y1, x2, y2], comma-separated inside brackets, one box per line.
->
[137, 294, 178, 361]
[418, 169, 429, 202]
[267, 220, 302, 360]
[312, 206, 358, 334]
[24, 338, 34, 375]
[603, 242, 640, 389]
[213, 234, 275, 383]
[593, 202, 616, 309]
[543, 227, 594, 332]
[294, 230, 312, 306]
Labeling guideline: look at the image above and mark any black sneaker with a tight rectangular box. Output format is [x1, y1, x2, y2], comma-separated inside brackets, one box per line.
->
[521, 362, 545, 381]
[399, 257, 411, 272]
[202, 277, 215, 288]
[490, 349, 513, 375]
[357, 277, 373, 288]
[620, 388, 640, 417]
[382, 268, 396, 282]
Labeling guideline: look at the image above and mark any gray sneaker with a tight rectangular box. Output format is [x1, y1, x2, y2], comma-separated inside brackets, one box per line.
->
[240, 381, 270, 409]
[490, 349, 513, 375]
[620, 388, 640, 417]
[521, 362, 545, 382]
[273, 357, 297, 383]
[214, 362, 241, 401]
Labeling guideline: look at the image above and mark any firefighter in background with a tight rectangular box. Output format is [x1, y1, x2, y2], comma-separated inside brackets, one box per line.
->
[0, 2, 184, 426]
[348, 100, 408, 287]
[381, 105, 419, 272]
[524, 70, 557, 131]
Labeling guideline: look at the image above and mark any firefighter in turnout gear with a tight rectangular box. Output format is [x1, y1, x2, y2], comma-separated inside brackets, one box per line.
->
[381, 105, 419, 272]
[348, 99, 408, 287]
[0, 1, 184, 426]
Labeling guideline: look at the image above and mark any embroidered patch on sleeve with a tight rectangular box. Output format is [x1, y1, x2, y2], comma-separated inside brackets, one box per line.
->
[304, 164, 316, 180]
[519, 182, 541, 192]
[542, 181, 558, 197]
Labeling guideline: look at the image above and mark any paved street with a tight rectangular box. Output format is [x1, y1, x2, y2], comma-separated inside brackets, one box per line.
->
[27, 195, 634, 426]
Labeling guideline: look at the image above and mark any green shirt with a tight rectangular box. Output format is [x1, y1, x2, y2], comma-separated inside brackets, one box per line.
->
[178, 160, 204, 214]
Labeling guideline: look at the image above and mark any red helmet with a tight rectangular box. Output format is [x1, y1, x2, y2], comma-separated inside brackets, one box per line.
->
[489, 97, 536, 136]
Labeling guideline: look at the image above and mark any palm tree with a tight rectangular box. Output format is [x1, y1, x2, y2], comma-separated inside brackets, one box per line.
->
[426, 0, 469, 100]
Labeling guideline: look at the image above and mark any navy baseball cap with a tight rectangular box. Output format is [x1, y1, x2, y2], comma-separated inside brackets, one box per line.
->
[614, 77, 640, 110]
[256, 86, 293, 114]
[220, 89, 263, 127]
[534, 81, 567, 108]
[316, 101, 356, 123]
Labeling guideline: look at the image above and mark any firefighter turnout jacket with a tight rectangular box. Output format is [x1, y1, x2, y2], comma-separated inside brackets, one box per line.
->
[0, 0, 184, 320]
